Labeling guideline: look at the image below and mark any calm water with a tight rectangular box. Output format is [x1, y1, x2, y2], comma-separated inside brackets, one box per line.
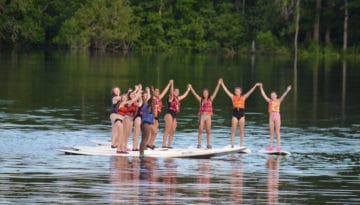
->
[0, 51, 359, 204]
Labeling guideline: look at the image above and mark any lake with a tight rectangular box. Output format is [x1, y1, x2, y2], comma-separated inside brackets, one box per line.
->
[0, 51, 359, 204]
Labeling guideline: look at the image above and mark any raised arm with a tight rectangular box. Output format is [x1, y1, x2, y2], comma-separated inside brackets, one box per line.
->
[145, 87, 151, 102]
[190, 86, 201, 102]
[112, 95, 122, 104]
[259, 84, 270, 102]
[179, 84, 192, 101]
[220, 80, 234, 99]
[159, 80, 173, 99]
[279, 85, 292, 103]
[243, 83, 259, 100]
[210, 79, 222, 101]
[168, 80, 175, 102]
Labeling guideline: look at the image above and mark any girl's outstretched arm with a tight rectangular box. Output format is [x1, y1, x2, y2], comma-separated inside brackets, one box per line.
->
[159, 80, 173, 99]
[168, 80, 174, 103]
[220, 80, 234, 99]
[190, 86, 201, 102]
[259, 84, 270, 102]
[243, 83, 260, 100]
[179, 84, 192, 101]
[279, 85, 292, 103]
[210, 78, 222, 101]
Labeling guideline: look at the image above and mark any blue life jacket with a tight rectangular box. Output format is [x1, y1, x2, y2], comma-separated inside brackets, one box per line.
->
[141, 104, 154, 124]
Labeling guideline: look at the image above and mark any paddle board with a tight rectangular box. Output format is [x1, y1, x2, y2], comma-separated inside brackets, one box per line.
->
[259, 149, 290, 156]
[59, 145, 250, 159]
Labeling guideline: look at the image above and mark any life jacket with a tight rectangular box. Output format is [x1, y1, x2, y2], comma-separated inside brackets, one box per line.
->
[126, 102, 139, 117]
[118, 106, 127, 116]
[268, 99, 280, 113]
[233, 96, 245, 109]
[199, 98, 213, 115]
[141, 104, 154, 124]
[168, 96, 180, 113]
[153, 96, 162, 117]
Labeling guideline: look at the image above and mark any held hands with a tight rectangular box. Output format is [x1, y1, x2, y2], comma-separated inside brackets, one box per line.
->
[218, 78, 223, 84]
[187, 84, 192, 90]
[287, 85, 292, 91]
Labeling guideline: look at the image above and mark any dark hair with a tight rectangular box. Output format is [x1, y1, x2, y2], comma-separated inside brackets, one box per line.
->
[146, 98, 154, 113]
[201, 88, 209, 100]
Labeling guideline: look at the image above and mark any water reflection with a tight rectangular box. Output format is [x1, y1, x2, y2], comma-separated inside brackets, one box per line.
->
[266, 155, 281, 205]
[230, 155, 243, 204]
[197, 160, 211, 204]
[163, 159, 178, 205]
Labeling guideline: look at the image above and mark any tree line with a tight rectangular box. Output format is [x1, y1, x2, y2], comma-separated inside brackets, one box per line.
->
[0, 0, 359, 54]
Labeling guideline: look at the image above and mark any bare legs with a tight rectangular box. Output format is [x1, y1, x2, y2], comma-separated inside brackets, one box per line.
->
[140, 123, 152, 155]
[197, 116, 212, 148]
[268, 116, 281, 149]
[123, 118, 133, 150]
[110, 114, 119, 147]
[230, 117, 246, 147]
[148, 119, 159, 147]
[162, 114, 177, 148]
[133, 117, 141, 150]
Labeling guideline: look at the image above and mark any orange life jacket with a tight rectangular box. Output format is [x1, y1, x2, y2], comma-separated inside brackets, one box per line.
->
[268, 99, 280, 113]
[168, 96, 180, 113]
[199, 98, 213, 115]
[153, 96, 162, 117]
[233, 96, 245, 109]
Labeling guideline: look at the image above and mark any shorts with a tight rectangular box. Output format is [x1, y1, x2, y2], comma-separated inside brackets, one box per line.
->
[124, 115, 134, 121]
[166, 110, 177, 119]
[270, 112, 281, 122]
[133, 114, 142, 122]
[199, 114, 211, 121]
[154, 116, 160, 122]
[232, 109, 245, 120]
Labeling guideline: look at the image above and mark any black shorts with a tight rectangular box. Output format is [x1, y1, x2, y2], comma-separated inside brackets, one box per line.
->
[166, 110, 177, 119]
[154, 116, 160, 122]
[232, 109, 245, 120]
[133, 114, 142, 121]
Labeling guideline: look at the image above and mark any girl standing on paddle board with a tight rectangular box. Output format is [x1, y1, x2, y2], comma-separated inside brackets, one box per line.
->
[189, 79, 222, 149]
[132, 87, 151, 151]
[162, 82, 191, 148]
[110, 87, 123, 148]
[147, 80, 173, 149]
[221, 81, 260, 148]
[140, 97, 155, 157]
[123, 85, 142, 153]
[259, 83, 291, 151]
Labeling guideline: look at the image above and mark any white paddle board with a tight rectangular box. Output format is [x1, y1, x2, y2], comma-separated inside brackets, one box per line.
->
[59, 145, 250, 159]
[259, 149, 291, 156]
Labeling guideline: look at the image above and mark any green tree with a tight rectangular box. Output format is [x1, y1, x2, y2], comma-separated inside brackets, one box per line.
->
[55, 0, 138, 50]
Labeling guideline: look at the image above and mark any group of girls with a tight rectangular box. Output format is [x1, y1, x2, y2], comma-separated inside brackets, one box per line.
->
[110, 78, 291, 155]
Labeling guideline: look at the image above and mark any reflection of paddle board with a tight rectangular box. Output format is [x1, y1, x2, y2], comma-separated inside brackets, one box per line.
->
[259, 150, 291, 156]
[59, 145, 250, 159]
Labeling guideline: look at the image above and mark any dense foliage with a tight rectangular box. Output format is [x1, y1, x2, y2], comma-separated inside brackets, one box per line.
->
[0, 0, 359, 53]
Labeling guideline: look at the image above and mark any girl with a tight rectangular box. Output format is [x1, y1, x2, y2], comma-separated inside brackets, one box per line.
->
[162, 83, 191, 148]
[147, 80, 173, 149]
[259, 83, 292, 151]
[114, 93, 131, 154]
[190, 79, 222, 149]
[133, 87, 151, 151]
[140, 97, 155, 157]
[110, 87, 123, 148]
[123, 85, 142, 152]
[221, 81, 260, 148]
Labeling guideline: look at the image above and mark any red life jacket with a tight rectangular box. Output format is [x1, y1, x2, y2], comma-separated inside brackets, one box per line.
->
[168, 97, 180, 113]
[126, 102, 139, 117]
[153, 96, 162, 117]
[118, 106, 127, 116]
[199, 98, 213, 115]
